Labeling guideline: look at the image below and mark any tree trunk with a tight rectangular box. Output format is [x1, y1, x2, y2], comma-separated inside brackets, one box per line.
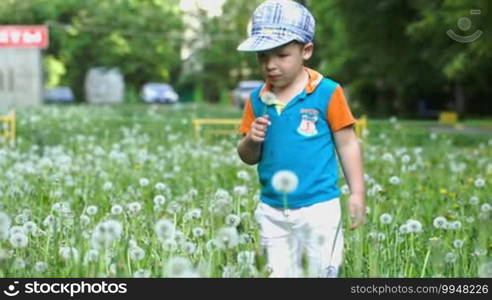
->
[454, 83, 466, 116]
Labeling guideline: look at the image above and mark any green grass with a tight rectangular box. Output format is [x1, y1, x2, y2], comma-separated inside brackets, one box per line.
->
[0, 103, 490, 277]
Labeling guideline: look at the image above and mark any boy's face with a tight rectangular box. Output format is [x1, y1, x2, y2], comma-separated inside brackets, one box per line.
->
[256, 41, 313, 90]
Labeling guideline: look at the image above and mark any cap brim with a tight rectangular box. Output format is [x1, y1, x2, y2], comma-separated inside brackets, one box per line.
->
[237, 35, 296, 52]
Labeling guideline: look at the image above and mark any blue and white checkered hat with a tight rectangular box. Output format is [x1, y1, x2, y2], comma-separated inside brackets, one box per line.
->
[237, 0, 315, 52]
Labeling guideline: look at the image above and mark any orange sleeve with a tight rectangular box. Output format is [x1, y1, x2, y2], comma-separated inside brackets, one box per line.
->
[239, 96, 255, 134]
[327, 85, 356, 132]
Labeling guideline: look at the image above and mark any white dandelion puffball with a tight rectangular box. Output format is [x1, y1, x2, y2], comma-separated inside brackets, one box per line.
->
[469, 196, 480, 205]
[474, 178, 485, 188]
[233, 186, 248, 196]
[34, 261, 48, 273]
[450, 220, 462, 230]
[444, 252, 457, 264]
[478, 261, 492, 278]
[153, 195, 166, 206]
[86, 205, 98, 216]
[433, 216, 447, 229]
[59, 247, 80, 261]
[129, 247, 145, 261]
[389, 176, 401, 185]
[83, 249, 100, 264]
[0, 212, 11, 232]
[9, 233, 28, 248]
[271, 170, 299, 194]
[111, 205, 123, 215]
[399, 224, 409, 234]
[127, 202, 142, 213]
[407, 219, 422, 233]
[236, 170, 250, 181]
[453, 239, 464, 249]
[164, 256, 198, 278]
[102, 182, 113, 191]
[260, 91, 277, 106]
[481, 203, 491, 213]
[225, 214, 241, 227]
[192, 227, 205, 238]
[139, 178, 150, 187]
[379, 213, 393, 225]
[155, 219, 175, 240]
[91, 220, 123, 248]
[214, 226, 239, 249]
[133, 269, 151, 278]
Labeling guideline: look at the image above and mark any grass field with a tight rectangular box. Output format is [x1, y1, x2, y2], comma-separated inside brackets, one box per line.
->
[0, 103, 491, 277]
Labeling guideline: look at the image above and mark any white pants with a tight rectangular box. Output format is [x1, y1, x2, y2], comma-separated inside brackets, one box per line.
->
[254, 198, 344, 278]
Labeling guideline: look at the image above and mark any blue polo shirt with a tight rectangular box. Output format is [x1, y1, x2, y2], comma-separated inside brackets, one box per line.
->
[239, 68, 356, 209]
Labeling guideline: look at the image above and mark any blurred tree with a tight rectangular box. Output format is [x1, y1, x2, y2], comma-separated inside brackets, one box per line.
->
[310, 0, 491, 117]
[0, 0, 184, 102]
[178, 0, 263, 103]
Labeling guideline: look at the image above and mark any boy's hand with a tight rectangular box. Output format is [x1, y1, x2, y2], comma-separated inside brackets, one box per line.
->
[348, 194, 366, 230]
[247, 115, 271, 143]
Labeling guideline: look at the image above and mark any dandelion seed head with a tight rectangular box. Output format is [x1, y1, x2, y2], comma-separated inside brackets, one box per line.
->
[162, 238, 178, 252]
[133, 269, 151, 278]
[34, 261, 48, 273]
[379, 213, 393, 225]
[233, 186, 248, 196]
[164, 256, 198, 278]
[225, 214, 241, 227]
[444, 252, 457, 264]
[153, 195, 166, 206]
[155, 219, 175, 240]
[433, 216, 447, 229]
[86, 205, 98, 216]
[9, 232, 28, 248]
[453, 239, 464, 249]
[139, 178, 150, 187]
[111, 205, 123, 215]
[59, 247, 79, 261]
[478, 261, 492, 278]
[389, 176, 401, 185]
[481, 203, 491, 213]
[129, 247, 145, 261]
[271, 170, 298, 194]
[214, 227, 239, 249]
[192, 227, 205, 238]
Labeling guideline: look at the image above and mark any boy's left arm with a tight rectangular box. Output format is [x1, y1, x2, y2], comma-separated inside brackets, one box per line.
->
[333, 125, 366, 230]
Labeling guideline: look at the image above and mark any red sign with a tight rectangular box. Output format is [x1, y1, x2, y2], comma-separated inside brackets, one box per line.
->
[0, 25, 49, 48]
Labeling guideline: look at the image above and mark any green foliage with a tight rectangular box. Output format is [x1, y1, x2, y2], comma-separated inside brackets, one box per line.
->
[0, 0, 184, 101]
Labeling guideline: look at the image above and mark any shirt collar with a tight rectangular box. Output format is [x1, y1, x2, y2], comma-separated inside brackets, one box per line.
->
[259, 67, 323, 98]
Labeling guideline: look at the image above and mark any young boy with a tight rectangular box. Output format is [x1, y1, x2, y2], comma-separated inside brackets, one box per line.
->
[236, 0, 366, 277]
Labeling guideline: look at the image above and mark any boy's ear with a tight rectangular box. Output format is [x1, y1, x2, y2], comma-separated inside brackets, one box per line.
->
[302, 42, 314, 60]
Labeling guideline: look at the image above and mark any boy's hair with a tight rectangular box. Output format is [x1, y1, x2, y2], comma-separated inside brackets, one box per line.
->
[237, 0, 315, 53]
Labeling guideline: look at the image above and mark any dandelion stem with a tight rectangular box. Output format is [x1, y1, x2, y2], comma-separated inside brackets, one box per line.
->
[420, 248, 431, 277]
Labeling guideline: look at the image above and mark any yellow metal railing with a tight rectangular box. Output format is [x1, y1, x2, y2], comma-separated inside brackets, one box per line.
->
[438, 111, 458, 125]
[355, 115, 367, 138]
[193, 115, 368, 138]
[0, 110, 16, 145]
[192, 118, 242, 137]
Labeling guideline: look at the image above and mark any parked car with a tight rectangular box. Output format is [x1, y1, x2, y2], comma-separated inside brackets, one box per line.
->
[141, 83, 179, 104]
[43, 86, 75, 103]
[232, 80, 263, 108]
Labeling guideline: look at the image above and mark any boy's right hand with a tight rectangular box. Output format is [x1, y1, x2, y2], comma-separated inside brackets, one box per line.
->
[247, 115, 271, 143]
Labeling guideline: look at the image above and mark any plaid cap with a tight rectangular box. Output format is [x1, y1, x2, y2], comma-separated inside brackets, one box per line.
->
[237, 0, 315, 52]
